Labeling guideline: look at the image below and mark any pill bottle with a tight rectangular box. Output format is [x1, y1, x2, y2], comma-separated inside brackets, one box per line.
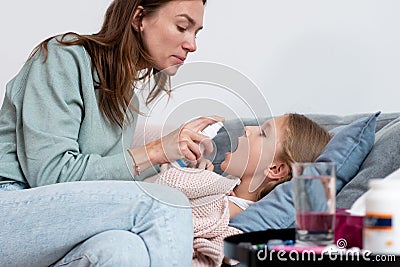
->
[363, 179, 400, 254]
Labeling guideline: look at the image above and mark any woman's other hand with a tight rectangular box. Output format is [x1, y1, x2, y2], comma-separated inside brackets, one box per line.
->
[195, 158, 214, 171]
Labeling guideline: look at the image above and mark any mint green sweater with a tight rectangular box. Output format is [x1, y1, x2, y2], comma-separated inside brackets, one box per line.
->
[0, 39, 155, 187]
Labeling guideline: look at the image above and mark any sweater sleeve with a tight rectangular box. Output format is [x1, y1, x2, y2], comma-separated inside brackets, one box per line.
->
[13, 40, 139, 187]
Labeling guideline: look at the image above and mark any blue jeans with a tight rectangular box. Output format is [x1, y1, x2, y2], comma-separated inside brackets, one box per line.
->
[0, 181, 193, 267]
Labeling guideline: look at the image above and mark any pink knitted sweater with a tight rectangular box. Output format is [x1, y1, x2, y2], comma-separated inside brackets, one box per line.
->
[154, 168, 243, 267]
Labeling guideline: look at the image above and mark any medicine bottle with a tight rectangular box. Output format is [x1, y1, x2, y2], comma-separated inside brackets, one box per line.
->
[363, 179, 400, 254]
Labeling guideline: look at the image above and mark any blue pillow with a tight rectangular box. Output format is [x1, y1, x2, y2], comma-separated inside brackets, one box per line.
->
[317, 111, 380, 192]
[229, 112, 379, 232]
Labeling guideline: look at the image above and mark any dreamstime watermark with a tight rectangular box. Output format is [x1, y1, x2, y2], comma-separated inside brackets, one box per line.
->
[256, 238, 397, 263]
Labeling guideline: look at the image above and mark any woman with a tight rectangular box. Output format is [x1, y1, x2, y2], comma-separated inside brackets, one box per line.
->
[0, 0, 215, 266]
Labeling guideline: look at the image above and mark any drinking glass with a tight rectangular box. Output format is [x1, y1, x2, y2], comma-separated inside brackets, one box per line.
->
[293, 162, 336, 246]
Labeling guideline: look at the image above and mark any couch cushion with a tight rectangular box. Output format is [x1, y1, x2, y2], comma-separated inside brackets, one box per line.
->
[337, 115, 400, 208]
[306, 112, 400, 132]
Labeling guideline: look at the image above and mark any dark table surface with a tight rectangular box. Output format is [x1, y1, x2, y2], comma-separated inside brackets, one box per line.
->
[223, 228, 399, 267]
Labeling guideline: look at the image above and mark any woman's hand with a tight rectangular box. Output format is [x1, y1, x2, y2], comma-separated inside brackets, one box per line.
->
[147, 116, 224, 165]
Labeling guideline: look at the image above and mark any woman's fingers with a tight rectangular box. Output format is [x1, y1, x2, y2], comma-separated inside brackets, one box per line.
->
[180, 116, 223, 157]
[183, 129, 214, 157]
[180, 137, 201, 162]
[184, 116, 224, 132]
[153, 116, 224, 165]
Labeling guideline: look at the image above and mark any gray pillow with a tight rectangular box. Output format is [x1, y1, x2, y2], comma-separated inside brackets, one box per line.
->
[337, 116, 400, 208]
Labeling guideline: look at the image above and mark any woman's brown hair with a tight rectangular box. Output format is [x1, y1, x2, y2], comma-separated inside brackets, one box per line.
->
[29, 0, 207, 127]
[257, 113, 331, 199]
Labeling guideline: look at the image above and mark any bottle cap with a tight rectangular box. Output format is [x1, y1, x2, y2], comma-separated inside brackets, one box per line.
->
[200, 121, 224, 139]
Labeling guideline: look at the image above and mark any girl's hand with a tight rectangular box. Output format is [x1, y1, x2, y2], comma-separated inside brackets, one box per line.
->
[195, 158, 214, 172]
[147, 116, 224, 165]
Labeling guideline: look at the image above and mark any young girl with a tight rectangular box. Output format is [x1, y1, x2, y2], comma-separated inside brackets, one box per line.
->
[152, 113, 331, 265]
[225, 113, 332, 217]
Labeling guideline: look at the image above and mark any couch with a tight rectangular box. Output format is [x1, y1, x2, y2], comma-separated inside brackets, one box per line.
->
[210, 112, 400, 231]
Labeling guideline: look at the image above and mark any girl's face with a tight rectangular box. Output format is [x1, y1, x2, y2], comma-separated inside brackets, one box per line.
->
[221, 116, 287, 181]
[139, 0, 204, 75]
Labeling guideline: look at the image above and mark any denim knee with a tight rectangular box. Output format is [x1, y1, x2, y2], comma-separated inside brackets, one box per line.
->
[54, 230, 149, 267]
[137, 182, 191, 208]
[132, 183, 194, 266]
[0, 182, 27, 191]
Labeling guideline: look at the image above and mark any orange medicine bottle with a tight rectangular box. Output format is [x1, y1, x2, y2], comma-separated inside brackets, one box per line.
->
[363, 179, 400, 254]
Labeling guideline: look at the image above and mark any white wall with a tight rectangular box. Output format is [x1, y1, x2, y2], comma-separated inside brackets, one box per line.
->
[0, 0, 111, 102]
[2, 0, 400, 125]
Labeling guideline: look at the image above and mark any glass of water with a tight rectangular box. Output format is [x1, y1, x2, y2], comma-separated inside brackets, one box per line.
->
[292, 162, 336, 246]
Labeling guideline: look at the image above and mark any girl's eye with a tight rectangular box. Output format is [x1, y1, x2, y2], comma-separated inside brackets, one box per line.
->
[261, 129, 267, 137]
[177, 26, 186, 32]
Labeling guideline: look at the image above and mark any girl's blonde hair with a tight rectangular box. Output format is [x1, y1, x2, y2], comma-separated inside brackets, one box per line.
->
[257, 113, 331, 199]
[29, 0, 207, 128]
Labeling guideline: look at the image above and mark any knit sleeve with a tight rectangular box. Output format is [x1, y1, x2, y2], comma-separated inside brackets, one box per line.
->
[154, 168, 239, 199]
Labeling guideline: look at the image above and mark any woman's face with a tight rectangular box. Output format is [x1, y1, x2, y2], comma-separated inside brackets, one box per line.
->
[139, 0, 204, 75]
[221, 116, 287, 180]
